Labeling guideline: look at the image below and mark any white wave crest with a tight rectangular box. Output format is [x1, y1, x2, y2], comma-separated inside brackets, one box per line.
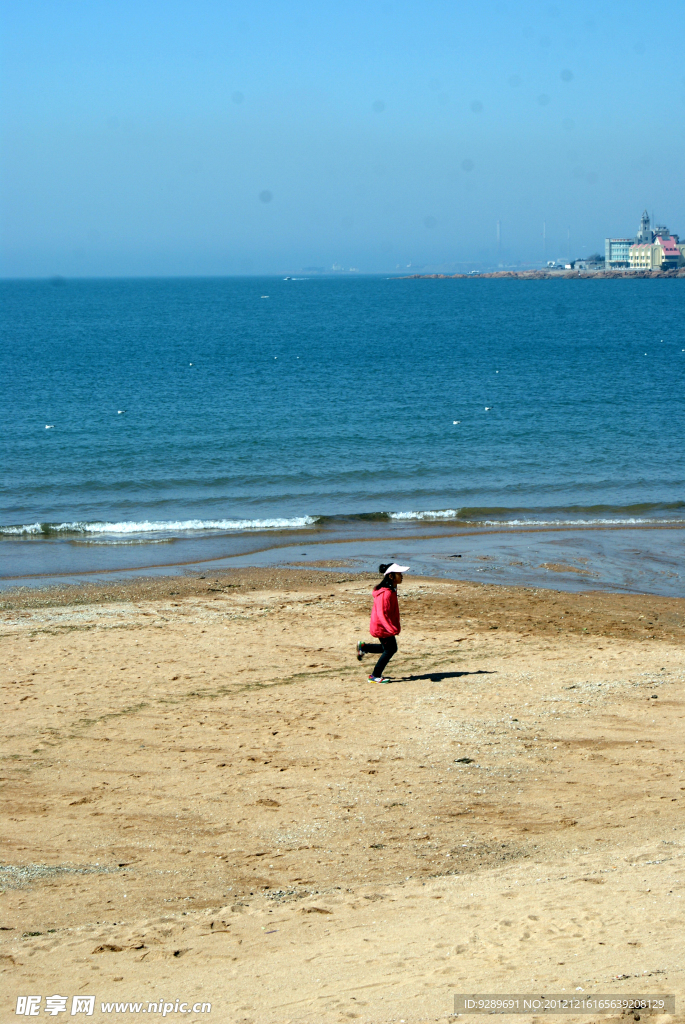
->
[482, 517, 680, 527]
[0, 522, 44, 535]
[389, 509, 461, 521]
[388, 511, 681, 527]
[0, 516, 318, 536]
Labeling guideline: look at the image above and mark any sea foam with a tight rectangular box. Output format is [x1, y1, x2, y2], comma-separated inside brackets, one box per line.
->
[388, 510, 680, 526]
[389, 509, 462, 521]
[0, 516, 318, 537]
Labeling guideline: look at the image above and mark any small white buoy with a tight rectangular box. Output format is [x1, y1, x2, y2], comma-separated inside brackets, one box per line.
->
[453, 420, 460, 425]
[261, 295, 269, 298]
[496, 370, 499, 373]
[45, 424, 54, 429]
[485, 406, 491, 411]
[117, 410, 125, 414]
[274, 356, 278, 359]
[189, 362, 193, 366]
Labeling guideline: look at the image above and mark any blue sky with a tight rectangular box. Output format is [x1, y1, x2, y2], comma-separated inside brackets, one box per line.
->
[2, 0, 684, 276]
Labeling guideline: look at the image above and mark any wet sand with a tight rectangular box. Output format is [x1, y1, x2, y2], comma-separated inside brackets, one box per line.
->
[3, 524, 685, 599]
[1, 569, 684, 1023]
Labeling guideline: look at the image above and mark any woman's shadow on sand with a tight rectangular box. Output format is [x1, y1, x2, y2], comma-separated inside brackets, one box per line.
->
[394, 669, 496, 683]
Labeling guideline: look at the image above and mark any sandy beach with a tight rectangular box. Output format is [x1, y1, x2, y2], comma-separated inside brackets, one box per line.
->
[2, 568, 684, 1023]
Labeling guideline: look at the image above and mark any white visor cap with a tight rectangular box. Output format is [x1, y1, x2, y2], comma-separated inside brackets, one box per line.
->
[384, 563, 410, 575]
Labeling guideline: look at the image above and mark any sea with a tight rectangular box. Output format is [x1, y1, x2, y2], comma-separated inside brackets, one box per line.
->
[2, 276, 684, 595]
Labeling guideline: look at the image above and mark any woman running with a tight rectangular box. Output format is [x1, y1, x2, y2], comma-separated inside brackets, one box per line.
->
[356, 562, 409, 683]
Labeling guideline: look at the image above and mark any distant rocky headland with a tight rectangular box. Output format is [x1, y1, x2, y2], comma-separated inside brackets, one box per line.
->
[401, 268, 685, 280]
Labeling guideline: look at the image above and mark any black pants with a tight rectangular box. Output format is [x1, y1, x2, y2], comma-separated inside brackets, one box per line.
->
[362, 635, 398, 676]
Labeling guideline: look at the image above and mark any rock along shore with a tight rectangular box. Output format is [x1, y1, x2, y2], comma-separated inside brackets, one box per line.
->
[401, 267, 685, 280]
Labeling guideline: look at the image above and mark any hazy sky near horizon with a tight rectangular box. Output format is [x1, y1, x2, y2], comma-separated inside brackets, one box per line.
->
[2, 0, 684, 277]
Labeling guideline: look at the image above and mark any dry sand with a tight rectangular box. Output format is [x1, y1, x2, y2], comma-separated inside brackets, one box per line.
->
[1, 569, 684, 1023]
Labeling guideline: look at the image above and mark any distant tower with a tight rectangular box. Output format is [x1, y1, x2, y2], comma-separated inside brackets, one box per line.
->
[636, 209, 652, 244]
[496, 219, 501, 257]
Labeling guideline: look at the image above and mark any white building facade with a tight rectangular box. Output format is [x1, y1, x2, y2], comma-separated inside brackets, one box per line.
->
[604, 238, 632, 267]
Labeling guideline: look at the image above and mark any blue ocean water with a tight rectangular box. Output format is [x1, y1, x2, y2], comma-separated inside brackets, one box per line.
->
[2, 276, 684, 589]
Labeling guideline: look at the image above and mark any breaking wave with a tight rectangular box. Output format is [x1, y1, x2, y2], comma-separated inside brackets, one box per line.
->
[388, 502, 685, 525]
[0, 516, 319, 537]
[2, 502, 683, 541]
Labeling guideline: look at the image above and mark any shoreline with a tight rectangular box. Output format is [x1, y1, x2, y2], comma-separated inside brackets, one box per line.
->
[2, 521, 684, 598]
[401, 268, 685, 279]
[2, 567, 683, 1021]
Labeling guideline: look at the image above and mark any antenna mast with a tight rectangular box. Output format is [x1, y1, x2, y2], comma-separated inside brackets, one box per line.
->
[543, 221, 546, 264]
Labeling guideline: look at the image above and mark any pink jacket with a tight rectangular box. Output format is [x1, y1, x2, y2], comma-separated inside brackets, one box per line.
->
[369, 586, 401, 638]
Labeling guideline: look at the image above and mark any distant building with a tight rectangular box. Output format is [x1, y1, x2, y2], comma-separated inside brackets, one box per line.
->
[635, 209, 653, 244]
[629, 235, 685, 270]
[574, 260, 604, 271]
[605, 238, 632, 267]
[655, 235, 685, 269]
[630, 243, 658, 269]
[604, 209, 653, 267]
[606, 209, 683, 271]
[653, 224, 675, 241]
